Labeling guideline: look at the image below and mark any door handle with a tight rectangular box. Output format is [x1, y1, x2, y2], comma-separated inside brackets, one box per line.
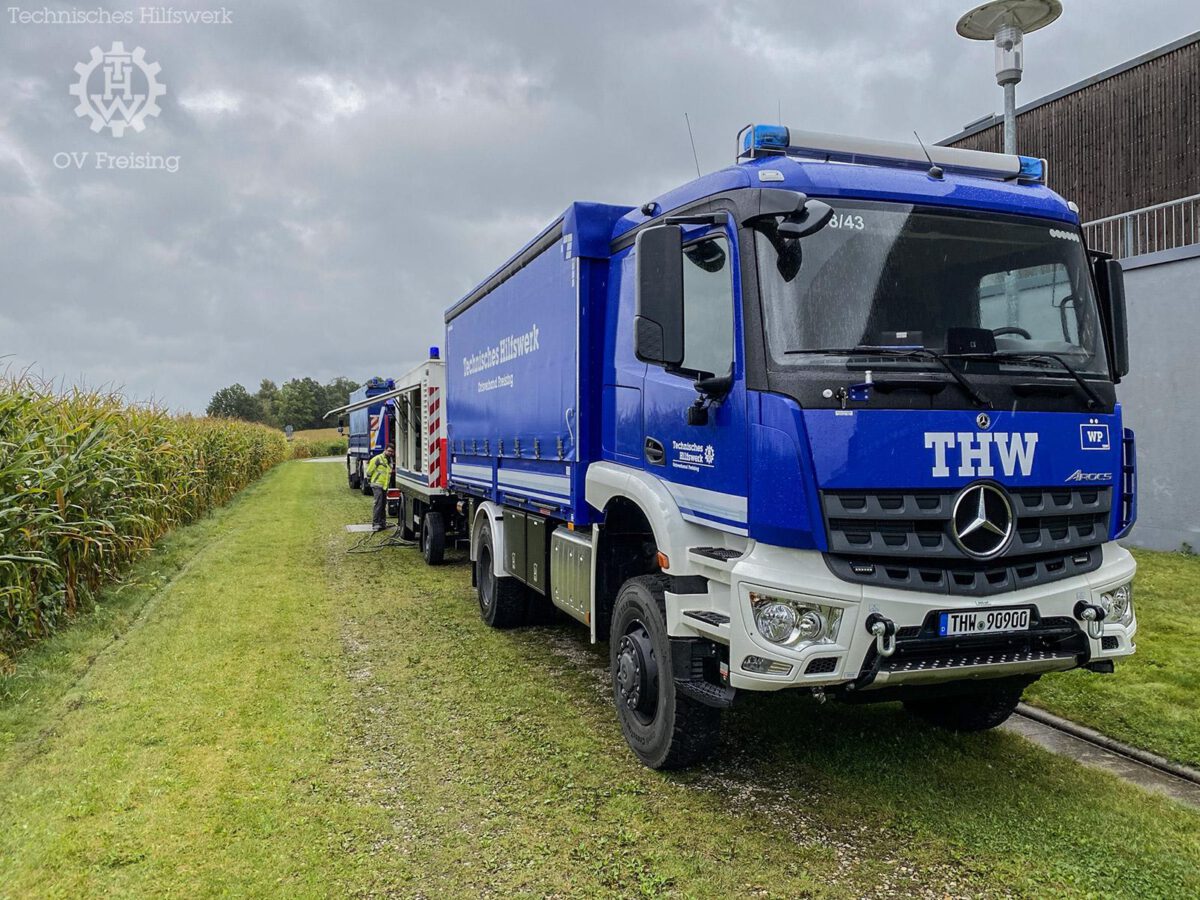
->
[644, 437, 665, 465]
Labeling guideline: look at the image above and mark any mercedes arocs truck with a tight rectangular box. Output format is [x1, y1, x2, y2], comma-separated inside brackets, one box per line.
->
[433, 126, 1138, 769]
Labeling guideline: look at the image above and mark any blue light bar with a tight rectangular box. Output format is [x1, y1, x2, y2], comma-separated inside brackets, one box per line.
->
[1018, 155, 1046, 181]
[735, 125, 1049, 184]
[738, 124, 790, 159]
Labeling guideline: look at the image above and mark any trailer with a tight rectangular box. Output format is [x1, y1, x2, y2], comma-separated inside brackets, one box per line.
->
[429, 126, 1137, 770]
[333, 353, 466, 563]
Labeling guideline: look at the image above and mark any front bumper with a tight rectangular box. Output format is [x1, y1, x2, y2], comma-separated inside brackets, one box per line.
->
[710, 540, 1136, 692]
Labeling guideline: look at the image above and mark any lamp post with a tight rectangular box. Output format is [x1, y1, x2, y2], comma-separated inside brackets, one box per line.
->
[956, 0, 1063, 154]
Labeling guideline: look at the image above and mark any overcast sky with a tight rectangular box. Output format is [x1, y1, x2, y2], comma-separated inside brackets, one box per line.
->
[1, 1, 1196, 413]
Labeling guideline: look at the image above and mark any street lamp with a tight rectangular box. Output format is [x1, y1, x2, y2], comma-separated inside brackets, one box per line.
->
[957, 0, 1063, 154]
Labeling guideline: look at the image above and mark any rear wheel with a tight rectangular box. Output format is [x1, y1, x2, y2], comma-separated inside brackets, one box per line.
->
[397, 495, 415, 541]
[476, 523, 525, 628]
[422, 511, 446, 565]
[903, 679, 1025, 732]
[610, 575, 720, 770]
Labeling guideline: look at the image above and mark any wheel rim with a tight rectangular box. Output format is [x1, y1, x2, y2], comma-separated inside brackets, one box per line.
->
[479, 547, 494, 611]
[615, 620, 658, 724]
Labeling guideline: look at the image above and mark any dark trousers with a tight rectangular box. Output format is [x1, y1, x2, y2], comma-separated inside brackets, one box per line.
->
[371, 485, 387, 529]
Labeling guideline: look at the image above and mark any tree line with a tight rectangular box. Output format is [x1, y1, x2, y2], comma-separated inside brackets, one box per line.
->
[206, 377, 361, 431]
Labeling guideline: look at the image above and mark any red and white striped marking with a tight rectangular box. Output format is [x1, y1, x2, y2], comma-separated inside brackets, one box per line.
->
[427, 386, 446, 488]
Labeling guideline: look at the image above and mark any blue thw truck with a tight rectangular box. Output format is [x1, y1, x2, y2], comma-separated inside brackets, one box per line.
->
[339, 377, 395, 494]
[431, 126, 1137, 769]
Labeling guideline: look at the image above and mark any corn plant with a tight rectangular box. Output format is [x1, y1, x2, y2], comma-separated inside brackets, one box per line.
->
[0, 376, 288, 650]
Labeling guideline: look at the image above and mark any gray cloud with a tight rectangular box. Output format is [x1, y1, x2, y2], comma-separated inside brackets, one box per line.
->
[1, 1, 1196, 412]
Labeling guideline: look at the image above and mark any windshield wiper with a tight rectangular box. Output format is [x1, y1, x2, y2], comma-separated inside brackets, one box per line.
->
[788, 346, 993, 408]
[947, 350, 1104, 410]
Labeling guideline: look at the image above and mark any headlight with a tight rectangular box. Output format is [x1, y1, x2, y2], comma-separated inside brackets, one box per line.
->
[749, 592, 843, 647]
[756, 602, 798, 643]
[1099, 583, 1134, 625]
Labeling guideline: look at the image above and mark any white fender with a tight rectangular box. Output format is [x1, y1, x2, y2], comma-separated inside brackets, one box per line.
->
[470, 501, 508, 578]
[585, 461, 744, 576]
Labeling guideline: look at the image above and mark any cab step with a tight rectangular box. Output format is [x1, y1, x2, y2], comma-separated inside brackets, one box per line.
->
[684, 610, 730, 627]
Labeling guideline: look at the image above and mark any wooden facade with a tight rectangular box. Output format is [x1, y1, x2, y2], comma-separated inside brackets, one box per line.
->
[941, 32, 1200, 223]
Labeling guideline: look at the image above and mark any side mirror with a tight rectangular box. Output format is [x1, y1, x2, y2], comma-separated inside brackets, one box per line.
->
[337, 418, 345, 435]
[1095, 259, 1129, 380]
[634, 225, 685, 368]
[778, 199, 834, 239]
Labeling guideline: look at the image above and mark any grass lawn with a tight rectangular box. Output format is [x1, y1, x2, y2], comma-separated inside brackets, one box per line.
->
[2, 463, 1199, 897]
[1026, 547, 1200, 768]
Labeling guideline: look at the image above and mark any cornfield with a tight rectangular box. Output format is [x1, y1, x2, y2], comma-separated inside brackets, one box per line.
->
[0, 376, 289, 650]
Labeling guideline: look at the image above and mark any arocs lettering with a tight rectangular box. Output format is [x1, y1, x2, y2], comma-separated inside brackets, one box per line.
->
[923, 432, 1038, 478]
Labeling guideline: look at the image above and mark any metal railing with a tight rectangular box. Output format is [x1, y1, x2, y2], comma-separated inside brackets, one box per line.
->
[1083, 193, 1200, 259]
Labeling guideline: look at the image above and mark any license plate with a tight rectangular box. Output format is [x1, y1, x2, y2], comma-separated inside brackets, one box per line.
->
[938, 607, 1030, 637]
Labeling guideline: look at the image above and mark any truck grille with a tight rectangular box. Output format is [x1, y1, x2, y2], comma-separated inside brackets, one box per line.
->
[822, 487, 1110, 596]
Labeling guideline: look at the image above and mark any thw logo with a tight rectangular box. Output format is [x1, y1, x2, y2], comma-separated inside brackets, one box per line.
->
[924, 432, 1038, 478]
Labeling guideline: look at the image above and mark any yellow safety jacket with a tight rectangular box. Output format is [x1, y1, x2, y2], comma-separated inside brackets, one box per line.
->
[366, 453, 392, 489]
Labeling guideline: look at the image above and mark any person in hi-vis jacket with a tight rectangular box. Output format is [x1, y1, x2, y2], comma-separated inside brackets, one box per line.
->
[366, 444, 394, 531]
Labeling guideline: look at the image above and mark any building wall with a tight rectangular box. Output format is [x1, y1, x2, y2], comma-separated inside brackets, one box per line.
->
[1117, 246, 1200, 551]
[944, 35, 1200, 222]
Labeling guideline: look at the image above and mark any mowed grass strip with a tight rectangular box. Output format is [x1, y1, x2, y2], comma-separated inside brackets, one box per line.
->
[0, 461, 1197, 898]
[1025, 548, 1200, 768]
[0, 464, 361, 897]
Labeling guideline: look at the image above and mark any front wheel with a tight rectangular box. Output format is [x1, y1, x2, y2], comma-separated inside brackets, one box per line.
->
[422, 511, 445, 565]
[610, 575, 720, 770]
[903, 679, 1025, 732]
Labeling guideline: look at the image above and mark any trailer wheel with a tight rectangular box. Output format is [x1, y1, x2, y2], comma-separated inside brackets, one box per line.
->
[610, 575, 720, 770]
[476, 523, 525, 628]
[903, 679, 1025, 733]
[421, 511, 446, 565]
[397, 496, 415, 541]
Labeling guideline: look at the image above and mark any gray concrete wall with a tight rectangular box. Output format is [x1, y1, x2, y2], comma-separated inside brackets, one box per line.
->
[1116, 244, 1200, 551]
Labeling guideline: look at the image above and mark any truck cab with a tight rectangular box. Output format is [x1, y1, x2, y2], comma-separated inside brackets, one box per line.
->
[344, 377, 396, 494]
[446, 126, 1136, 769]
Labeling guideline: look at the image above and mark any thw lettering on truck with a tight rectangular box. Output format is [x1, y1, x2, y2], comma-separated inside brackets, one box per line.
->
[924, 432, 1039, 477]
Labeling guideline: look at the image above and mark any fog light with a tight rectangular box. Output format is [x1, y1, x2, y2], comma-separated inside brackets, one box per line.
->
[796, 610, 824, 641]
[742, 655, 793, 675]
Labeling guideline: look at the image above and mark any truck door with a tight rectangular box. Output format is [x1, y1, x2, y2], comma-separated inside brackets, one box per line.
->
[641, 224, 748, 535]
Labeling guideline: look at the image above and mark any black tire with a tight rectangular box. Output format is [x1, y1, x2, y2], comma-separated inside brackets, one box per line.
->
[476, 523, 526, 628]
[397, 496, 415, 541]
[422, 511, 446, 566]
[610, 574, 720, 770]
[904, 680, 1025, 733]
[359, 466, 372, 496]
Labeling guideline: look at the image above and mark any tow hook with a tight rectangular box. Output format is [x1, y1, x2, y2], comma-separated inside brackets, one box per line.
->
[865, 613, 897, 658]
[1074, 601, 1108, 640]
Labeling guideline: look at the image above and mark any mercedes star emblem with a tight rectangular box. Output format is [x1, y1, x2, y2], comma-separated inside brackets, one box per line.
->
[976, 412, 991, 430]
[951, 483, 1014, 559]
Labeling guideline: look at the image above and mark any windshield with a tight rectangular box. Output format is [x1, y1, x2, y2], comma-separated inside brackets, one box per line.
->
[754, 200, 1109, 376]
